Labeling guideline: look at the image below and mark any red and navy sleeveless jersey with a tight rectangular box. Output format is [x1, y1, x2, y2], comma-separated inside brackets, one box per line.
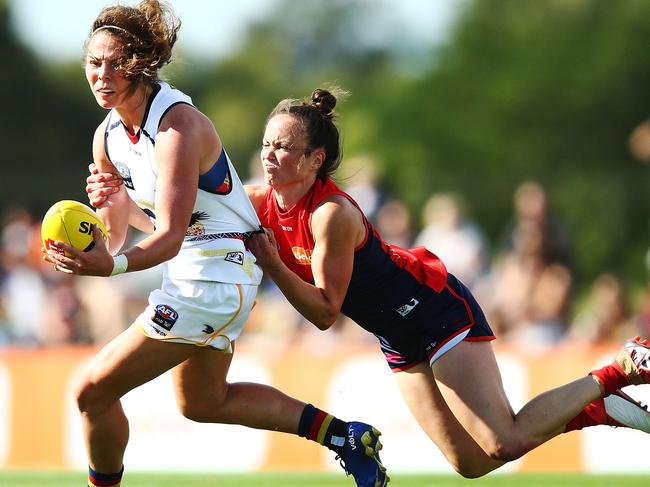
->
[258, 177, 452, 343]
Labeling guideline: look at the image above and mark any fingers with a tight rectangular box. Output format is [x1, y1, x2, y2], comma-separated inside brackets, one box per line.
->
[44, 245, 79, 274]
[91, 225, 107, 247]
[85, 175, 122, 208]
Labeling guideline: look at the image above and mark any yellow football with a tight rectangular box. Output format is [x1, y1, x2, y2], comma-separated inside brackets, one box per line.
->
[41, 200, 107, 256]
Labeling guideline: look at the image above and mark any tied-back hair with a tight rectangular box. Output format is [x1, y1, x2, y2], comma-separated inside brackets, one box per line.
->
[270, 87, 349, 178]
[84, 0, 181, 84]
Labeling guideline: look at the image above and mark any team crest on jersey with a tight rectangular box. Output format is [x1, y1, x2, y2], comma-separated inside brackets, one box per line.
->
[225, 251, 244, 265]
[114, 161, 135, 189]
[291, 246, 312, 265]
[186, 211, 208, 237]
[152, 304, 178, 331]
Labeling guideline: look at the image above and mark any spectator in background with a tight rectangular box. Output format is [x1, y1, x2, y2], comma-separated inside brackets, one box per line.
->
[414, 193, 487, 289]
[637, 284, 650, 339]
[374, 198, 413, 248]
[499, 180, 572, 267]
[0, 205, 81, 345]
[570, 273, 636, 344]
[340, 155, 388, 225]
[482, 181, 573, 345]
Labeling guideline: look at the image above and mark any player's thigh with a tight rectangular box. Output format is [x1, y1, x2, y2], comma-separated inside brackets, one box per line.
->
[171, 346, 233, 410]
[432, 340, 515, 446]
[78, 325, 199, 407]
[395, 363, 486, 451]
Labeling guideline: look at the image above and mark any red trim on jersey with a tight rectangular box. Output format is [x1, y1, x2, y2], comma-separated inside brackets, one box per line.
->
[125, 129, 140, 144]
[386, 245, 447, 293]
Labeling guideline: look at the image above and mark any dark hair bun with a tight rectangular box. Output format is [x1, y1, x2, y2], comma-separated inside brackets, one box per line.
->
[311, 89, 336, 118]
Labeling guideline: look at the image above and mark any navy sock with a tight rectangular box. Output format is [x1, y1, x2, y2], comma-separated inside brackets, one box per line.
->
[298, 403, 347, 454]
[88, 465, 124, 486]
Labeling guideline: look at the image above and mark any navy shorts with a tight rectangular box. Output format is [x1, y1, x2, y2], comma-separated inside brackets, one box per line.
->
[378, 274, 495, 372]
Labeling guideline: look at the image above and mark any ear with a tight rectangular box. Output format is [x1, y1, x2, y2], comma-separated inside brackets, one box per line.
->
[311, 148, 326, 170]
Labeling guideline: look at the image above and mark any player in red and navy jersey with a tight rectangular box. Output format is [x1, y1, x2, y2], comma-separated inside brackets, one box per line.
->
[244, 88, 650, 477]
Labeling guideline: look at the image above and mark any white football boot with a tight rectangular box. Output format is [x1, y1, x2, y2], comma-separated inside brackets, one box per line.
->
[603, 389, 650, 433]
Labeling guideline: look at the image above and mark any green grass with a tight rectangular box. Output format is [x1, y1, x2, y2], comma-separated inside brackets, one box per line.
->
[0, 472, 649, 487]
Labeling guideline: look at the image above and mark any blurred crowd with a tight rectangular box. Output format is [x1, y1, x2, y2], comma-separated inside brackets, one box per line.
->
[1, 173, 648, 352]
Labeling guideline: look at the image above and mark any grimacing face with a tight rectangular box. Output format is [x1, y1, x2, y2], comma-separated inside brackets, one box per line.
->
[260, 114, 323, 188]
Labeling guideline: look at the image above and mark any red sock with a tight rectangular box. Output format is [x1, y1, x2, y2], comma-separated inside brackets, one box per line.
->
[589, 362, 630, 396]
[564, 398, 620, 432]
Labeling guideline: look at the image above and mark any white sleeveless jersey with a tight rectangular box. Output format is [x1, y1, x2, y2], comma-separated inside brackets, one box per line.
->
[103, 82, 262, 285]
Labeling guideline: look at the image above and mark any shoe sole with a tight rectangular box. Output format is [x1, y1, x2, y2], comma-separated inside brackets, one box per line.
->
[604, 389, 650, 433]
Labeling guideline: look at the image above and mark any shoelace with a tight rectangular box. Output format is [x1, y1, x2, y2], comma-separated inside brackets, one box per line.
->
[335, 455, 351, 477]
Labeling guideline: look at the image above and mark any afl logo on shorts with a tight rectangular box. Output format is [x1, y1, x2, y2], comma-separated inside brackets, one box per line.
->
[152, 304, 178, 331]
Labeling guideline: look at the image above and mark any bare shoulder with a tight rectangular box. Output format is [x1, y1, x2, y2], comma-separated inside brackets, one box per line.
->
[317, 194, 362, 220]
[313, 194, 365, 240]
[245, 184, 270, 212]
[159, 103, 216, 139]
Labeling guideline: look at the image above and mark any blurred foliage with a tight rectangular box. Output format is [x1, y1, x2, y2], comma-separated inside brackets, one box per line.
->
[1, 0, 648, 290]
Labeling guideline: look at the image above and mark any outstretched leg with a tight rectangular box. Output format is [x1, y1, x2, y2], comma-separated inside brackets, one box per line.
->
[396, 340, 606, 477]
[433, 340, 602, 462]
[172, 345, 388, 487]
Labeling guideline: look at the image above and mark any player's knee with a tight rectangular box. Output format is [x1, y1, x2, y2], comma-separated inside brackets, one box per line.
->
[177, 383, 229, 423]
[451, 461, 491, 479]
[446, 454, 494, 478]
[74, 377, 111, 415]
[178, 401, 214, 423]
[485, 437, 527, 463]
[177, 393, 228, 423]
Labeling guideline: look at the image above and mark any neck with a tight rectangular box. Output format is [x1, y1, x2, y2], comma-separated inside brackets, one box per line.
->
[273, 177, 319, 211]
[115, 83, 153, 133]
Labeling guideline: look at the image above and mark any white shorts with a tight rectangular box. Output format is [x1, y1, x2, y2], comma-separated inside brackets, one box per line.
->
[135, 278, 257, 352]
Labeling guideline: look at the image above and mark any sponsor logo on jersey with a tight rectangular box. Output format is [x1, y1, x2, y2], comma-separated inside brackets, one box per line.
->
[114, 162, 135, 190]
[202, 324, 215, 334]
[152, 304, 178, 331]
[225, 251, 244, 265]
[281, 224, 293, 231]
[396, 298, 419, 317]
[291, 246, 312, 265]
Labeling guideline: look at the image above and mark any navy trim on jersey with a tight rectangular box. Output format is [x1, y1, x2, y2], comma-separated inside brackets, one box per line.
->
[104, 119, 122, 162]
[198, 149, 230, 194]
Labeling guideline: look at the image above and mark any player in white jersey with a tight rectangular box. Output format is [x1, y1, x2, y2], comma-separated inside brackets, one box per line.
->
[43, 2, 387, 486]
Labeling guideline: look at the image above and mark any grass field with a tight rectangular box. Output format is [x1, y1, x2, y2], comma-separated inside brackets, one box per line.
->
[1, 472, 649, 487]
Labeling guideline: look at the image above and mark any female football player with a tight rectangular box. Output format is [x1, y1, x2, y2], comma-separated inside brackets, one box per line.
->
[44, 3, 387, 486]
[242, 87, 650, 477]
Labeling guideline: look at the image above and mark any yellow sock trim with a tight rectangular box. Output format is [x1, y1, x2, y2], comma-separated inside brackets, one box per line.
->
[316, 414, 334, 445]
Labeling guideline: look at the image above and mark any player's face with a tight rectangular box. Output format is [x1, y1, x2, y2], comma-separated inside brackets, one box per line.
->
[84, 32, 133, 110]
[261, 114, 323, 188]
